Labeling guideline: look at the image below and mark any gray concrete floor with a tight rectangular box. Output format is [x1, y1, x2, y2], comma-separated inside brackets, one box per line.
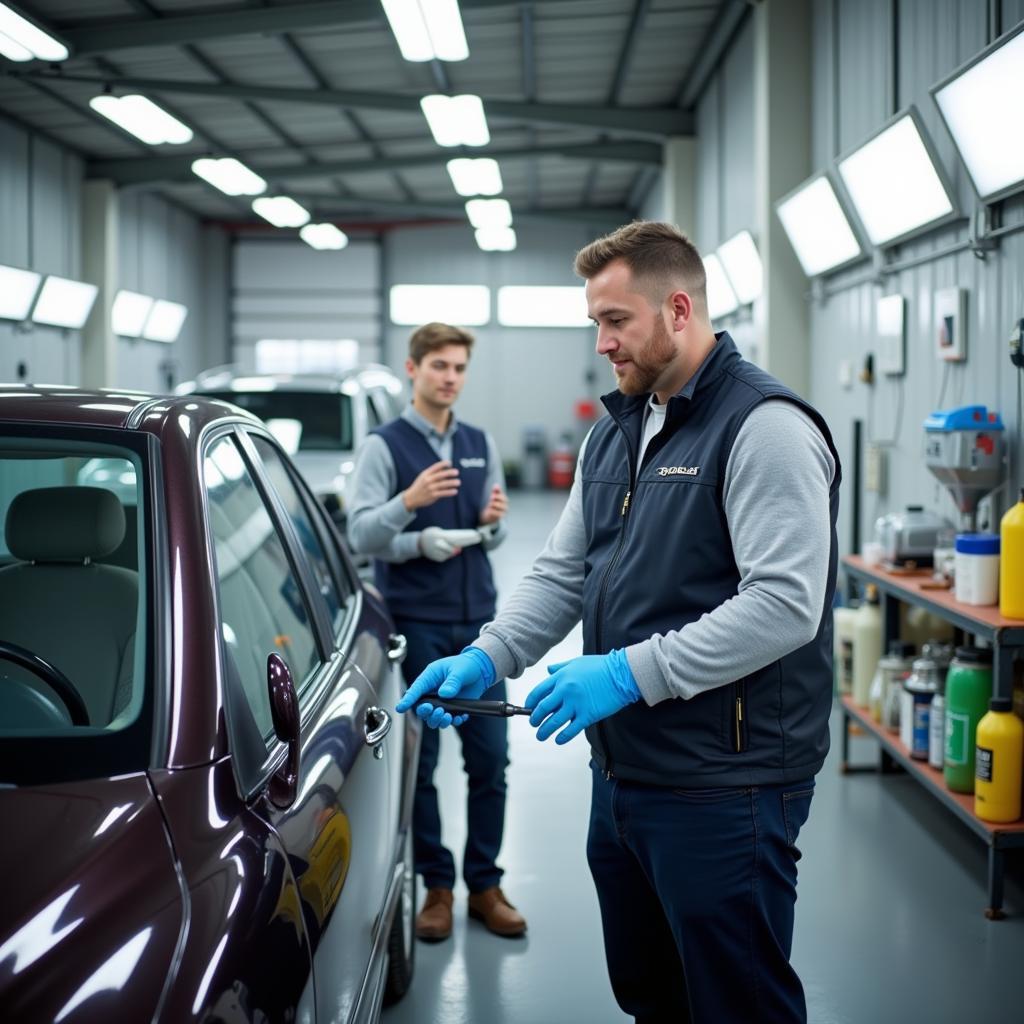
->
[382, 491, 1024, 1024]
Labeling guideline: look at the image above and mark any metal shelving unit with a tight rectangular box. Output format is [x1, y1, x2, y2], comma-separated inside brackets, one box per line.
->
[840, 555, 1024, 918]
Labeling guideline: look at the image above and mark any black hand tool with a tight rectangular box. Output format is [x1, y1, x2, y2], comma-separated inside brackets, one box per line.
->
[413, 696, 532, 717]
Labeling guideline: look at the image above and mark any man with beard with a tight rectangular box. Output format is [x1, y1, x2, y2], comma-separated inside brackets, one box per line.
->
[397, 222, 841, 1023]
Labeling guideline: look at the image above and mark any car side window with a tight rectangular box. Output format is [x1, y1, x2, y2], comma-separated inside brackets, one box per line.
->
[369, 388, 395, 425]
[247, 434, 349, 633]
[204, 434, 320, 742]
[365, 392, 383, 428]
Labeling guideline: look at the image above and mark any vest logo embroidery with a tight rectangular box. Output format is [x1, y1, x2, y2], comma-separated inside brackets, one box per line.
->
[656, 465, 700, 477]
[459, 457, 486, 468]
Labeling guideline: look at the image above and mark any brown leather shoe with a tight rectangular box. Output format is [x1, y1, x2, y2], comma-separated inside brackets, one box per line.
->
[467, 886, 527, 937]
[415, 888, 454, 941]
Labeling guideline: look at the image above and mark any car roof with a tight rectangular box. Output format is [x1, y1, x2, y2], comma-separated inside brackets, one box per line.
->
[183, 363, 403, 396]
[0, 384, 264, 432]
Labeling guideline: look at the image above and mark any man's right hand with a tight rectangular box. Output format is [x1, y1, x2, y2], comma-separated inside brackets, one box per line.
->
[402, 460, 460, 511]
[396, 647, 496, 729]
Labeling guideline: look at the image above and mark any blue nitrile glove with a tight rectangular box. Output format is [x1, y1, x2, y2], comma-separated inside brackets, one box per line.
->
[525, 649, 640, 745]
[395, 646, 496, 729]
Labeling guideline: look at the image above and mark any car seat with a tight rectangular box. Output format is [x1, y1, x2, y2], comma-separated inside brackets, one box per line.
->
[0, 486, 138, 727]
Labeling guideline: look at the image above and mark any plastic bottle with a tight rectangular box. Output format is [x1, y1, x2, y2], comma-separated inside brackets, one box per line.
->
[1000, 488, 1024, 619]
[834, 605, 858, 696]
[944, 646, 994, 793]
[974, 697, 1024, 822]
[851, 586, 882, 708]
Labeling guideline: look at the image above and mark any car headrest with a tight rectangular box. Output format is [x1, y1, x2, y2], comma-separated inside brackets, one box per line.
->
[6, 486, 126, 563]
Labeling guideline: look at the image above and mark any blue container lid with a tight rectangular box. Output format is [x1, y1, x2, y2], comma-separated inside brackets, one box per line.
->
[923, 405, 1005, 432]
[955, 532, 1000, 554]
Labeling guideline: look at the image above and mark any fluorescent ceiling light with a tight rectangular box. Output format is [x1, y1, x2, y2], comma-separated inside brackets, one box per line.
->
[89, 95, 193, 145]
[389, 284, 490, 326]
[299, 223, 349, 250]
[31, 276, 98, 329]
[420, 94, 489, 147]
[776, 174, 863, 276]
[837, 111, 955, 246]
[252, 196, 310, 228]
[382, 0, 469, 62]
[932, 23, 1024, 203]
[716, 230, 763, 305]
[191, 157, 266, 196]
[0, 4, 69, 62]
[702, 254, 738, 320]
[143, 300, 188, 343]
[465, 198, 511, 229]
[447, 157, 502, 196]
[475, 226, 516, 251]
[112, 289, 154, 337]
[0, 264, 42, 320]
[497, 286, 589, 327]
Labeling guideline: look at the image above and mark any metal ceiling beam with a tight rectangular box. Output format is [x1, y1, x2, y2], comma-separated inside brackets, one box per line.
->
[53, 0, 596, 58]
[676, 0, 754, 108]
[608, 0, 651, 106]
[87, 140, 663, 187]
[14, 71, 693, 138]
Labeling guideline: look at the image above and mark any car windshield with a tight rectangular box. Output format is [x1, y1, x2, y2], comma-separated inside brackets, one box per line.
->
[205, 391, 354, 452]
[0, 434, 151, 783]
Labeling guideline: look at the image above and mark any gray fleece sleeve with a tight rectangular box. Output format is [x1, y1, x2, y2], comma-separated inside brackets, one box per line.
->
[473, 447, 587, 680]
[345, 434, 421, 563]
[624, 400, 836, 704]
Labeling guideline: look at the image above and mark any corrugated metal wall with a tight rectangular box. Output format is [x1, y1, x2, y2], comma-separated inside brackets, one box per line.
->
[699, 1, 1024, 553]
[0, 114, 228, 393]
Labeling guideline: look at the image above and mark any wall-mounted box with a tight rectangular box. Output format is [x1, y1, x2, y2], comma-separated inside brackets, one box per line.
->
[877, 294, 906, 375]
[935, 287, 967, 362]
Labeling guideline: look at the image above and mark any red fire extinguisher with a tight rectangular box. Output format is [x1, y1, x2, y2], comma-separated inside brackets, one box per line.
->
[548, 436, 574, 489]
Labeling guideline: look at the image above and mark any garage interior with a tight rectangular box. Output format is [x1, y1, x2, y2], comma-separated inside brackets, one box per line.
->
[2, 1, 1024, 1023]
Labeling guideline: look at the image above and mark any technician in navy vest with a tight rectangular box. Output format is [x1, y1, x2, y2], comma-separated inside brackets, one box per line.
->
[399, 223, 841, 1023]
[347, 322, 526, 943]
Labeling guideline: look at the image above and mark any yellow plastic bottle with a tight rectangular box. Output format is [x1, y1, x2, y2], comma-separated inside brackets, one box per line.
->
[974, 697, 1024, 823]
[1000, 488, 1024, 619]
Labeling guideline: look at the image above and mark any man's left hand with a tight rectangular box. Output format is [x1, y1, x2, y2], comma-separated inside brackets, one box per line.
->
[525, 650, 641, 745]
[479, 485, 508, 525]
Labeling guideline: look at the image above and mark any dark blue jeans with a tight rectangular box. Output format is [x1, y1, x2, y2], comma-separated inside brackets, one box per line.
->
[396, 616, 509, 893]
[587, 764, 814, 1024]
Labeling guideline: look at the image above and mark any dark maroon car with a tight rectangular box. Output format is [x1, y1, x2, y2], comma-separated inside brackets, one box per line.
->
[0, 386, 419, 1023]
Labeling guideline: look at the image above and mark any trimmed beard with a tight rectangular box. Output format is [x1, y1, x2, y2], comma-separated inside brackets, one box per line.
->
[616, 316, 677, 395]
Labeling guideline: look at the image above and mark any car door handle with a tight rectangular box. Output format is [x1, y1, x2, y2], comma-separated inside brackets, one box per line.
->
[365, 706, 392, 746]
[387, 633, 408, 664]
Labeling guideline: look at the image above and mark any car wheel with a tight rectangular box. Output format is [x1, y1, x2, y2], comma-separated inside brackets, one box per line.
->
[382, 825, 416, 1006]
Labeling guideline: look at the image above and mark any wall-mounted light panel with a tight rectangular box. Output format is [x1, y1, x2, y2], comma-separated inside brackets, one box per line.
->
[876, 294, 906, 376]
[0, 4, 69, 62]
[389, 284, 490, 326]
[0, 264, 42, 320]
[716, 230, 763, 305]
[935, 287, 967, 362]
[775, 173, 863, 276]
[836, 108, 957, 247]
[31, 276, 98, 329]
[142, 300, 188, 343]
[702, 254, 738, 320]
[382, 0, 469, 62]
[931, 20, 1024, 203]
[497, 286, 590, 327]
[112, 289, 154, 337]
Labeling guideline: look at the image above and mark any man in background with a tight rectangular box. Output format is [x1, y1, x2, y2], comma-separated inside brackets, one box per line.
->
[347, 322, 525, 942]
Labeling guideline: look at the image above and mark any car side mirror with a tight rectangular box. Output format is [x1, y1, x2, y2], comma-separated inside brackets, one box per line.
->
[267, 653, 300, 809]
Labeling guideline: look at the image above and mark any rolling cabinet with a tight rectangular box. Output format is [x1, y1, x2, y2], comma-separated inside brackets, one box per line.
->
[840, 555, 1024, 918]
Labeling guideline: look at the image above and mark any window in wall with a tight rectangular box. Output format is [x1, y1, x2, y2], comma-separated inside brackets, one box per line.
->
[255, 338, 360, 375]
[389, 284, 490, 326]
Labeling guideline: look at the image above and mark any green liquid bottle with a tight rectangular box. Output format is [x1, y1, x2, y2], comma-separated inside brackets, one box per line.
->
[944, 646, 994, 793]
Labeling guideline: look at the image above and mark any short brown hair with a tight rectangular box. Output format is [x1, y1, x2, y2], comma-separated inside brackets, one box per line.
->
[574, 220, 708, 317]
[408, 322, 475, 364]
